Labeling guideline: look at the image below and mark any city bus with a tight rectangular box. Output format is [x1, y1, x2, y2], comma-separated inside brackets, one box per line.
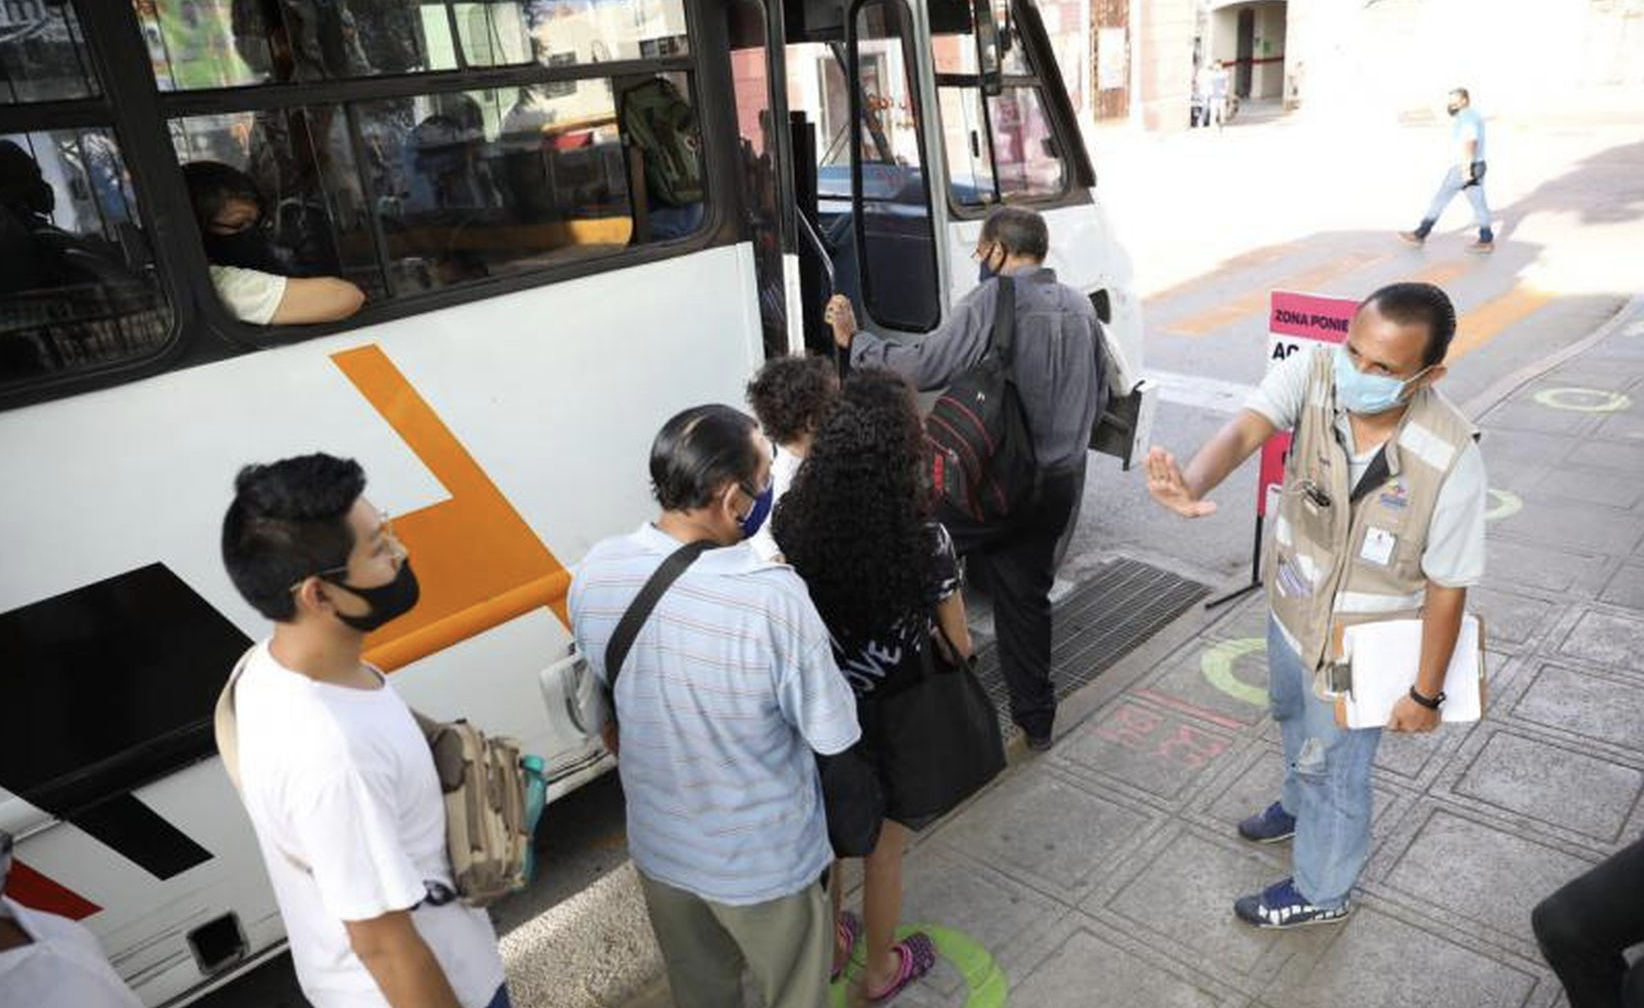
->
[0, 0, 1151, 1003]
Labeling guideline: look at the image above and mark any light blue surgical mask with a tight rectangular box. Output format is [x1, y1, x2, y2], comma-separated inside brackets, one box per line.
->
[1333, 346, 1430, 415]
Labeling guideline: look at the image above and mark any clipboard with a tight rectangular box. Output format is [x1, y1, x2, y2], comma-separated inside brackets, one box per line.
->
[1331, 615, 1487, 729]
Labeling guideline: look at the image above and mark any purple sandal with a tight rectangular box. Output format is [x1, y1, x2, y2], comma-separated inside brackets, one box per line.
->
[863, 932, 937, 1002]
[831, 911, 863, 982]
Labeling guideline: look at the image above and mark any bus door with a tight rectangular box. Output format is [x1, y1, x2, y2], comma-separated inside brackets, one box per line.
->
[778, 0, 947, 354]
[723, 0, 803, 360]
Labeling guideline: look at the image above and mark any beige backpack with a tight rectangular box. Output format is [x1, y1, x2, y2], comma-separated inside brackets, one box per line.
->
[214, 648, 533, 908]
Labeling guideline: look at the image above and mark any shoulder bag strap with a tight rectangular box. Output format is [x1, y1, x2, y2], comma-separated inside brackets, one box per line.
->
[604, 540, 714, 690]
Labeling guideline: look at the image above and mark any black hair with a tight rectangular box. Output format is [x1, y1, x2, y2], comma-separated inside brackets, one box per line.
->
[980, 206, 1049, 261]
[1450, 87, 1470, 103]
[221, 453, 366, 622]
[772, 369, 933, 648]
[1361, 281, 1458, 367]
[181, 160, 263, 230]
[650, 404, 761, 511]
[745, 355, 840, 446]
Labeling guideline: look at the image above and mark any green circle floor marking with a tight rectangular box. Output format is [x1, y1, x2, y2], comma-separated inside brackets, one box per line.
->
[1201, 638, 1268, 707]
[1531, 387, 1632, 413]
[831, 923, 1005, 1007]
[1485, 488, 1522, 522]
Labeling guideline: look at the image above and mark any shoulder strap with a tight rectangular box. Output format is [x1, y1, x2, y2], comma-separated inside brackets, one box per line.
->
[604, 540, 714, 689]
[991, 276, 1017, 364]
[213, 644, 314, 875]
[213, 646, 259, 792]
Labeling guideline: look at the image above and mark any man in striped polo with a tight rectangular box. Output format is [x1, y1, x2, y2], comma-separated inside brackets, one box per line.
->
[569, 404, 860, 1008]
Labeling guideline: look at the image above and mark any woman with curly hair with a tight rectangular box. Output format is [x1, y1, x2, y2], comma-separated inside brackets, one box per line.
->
[772, 369, 974, 1002]
[745, 354, 840, 562]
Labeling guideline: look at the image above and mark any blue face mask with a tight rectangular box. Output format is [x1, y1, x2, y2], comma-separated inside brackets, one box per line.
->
[976, 244, 1001, 283]
[1333, 346, 1429, 415]
[738, 481, 774, 539]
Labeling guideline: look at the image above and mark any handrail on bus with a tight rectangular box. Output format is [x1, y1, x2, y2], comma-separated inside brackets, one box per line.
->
[794, 210, 835, 294]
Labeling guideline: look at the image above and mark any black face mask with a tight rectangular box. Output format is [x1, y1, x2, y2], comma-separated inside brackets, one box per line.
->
[325, 560, 421, 633]
[1446, 104, 1462, 117]
[203, 227, 288, 274]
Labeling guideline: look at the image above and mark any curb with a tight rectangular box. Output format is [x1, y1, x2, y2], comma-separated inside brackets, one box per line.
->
[1461, 293, 1644, 422]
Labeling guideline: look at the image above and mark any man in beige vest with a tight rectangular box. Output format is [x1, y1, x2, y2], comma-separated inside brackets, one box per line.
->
[1147, 282, 1487, 928]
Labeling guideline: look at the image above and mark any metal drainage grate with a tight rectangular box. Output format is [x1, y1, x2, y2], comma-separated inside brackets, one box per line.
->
[972, 558, 1210, 739]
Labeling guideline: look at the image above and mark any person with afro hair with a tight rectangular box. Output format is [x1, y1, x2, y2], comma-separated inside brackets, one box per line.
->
[745, 354, 839, 561]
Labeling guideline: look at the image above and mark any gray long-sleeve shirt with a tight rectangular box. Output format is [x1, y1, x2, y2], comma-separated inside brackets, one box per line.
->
[850, 267, 1106, 470]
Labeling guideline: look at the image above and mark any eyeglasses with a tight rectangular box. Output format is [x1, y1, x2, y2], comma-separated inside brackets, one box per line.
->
[287, 511, 403, 592]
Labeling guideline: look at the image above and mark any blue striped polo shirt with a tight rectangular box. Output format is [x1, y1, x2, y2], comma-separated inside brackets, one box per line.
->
[569, 523, 860, 905]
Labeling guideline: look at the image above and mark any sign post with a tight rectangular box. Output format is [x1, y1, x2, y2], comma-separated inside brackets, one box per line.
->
[1204, 290, 1359, 610]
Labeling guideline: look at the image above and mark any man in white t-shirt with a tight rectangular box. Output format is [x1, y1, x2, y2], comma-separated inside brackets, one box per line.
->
[219, 453, 509, 1008]
[0, 831, 141, 1008]
[745, 354, 840, 562]
[1146, 282, 1486, 930]
[183, 161, 366, 326]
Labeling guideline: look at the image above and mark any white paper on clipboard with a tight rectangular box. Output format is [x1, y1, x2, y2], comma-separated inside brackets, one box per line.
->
[1335, 615, 1485, 729]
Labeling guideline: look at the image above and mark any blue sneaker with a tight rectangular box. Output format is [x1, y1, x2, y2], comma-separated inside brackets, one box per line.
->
[1233, 878, 1351, 929]
[1236, 801, 1296, 844]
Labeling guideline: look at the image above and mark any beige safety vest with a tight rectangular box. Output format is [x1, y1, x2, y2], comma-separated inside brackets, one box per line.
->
[1264, 349, 1476, 695]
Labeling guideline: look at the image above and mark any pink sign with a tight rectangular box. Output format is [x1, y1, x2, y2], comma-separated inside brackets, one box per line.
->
[1257, 291, 1359, 517]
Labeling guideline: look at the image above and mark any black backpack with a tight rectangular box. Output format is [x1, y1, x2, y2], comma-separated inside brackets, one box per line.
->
[925, 277, 1038, 523]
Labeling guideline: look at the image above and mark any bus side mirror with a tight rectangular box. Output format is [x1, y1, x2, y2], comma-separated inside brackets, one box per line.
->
[972, 0, 1003, 97]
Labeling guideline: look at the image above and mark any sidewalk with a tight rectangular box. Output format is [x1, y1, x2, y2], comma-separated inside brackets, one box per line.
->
[594, 294, 1644, 1008]
[864, 293, 1644, 1007]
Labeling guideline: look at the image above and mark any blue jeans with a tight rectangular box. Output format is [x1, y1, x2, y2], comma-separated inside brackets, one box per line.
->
[1267, 617, 1381, 909]
[1417, 163, 1493, 240]
[484, 984, 513, 1008]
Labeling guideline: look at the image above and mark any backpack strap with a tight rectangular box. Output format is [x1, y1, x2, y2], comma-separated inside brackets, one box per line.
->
[213, 646, 259, 792]
[604, 540, 714, 691]
[213, 644, 312, 874]
[990, 276, 1018, 365]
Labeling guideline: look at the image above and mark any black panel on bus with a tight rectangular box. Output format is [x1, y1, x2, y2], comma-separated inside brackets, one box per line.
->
[0, 563, 251, 818]
[785, 0, 846, 42]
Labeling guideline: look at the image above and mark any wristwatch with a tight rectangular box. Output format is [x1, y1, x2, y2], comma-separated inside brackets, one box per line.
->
[1408, 685, 1446, 710]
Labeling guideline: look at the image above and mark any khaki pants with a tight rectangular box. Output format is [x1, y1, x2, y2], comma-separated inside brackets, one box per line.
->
[637, 871, 830, 1008]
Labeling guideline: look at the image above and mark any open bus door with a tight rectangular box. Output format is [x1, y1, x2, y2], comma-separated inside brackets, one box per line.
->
[776, 0, 1153, 471]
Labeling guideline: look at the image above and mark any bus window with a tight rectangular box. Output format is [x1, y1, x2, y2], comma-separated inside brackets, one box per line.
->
[937, 86, 994, 208]
[852, 0, 939, 332]
[350, 73, 703, 295]
[988, 85, 1065, 198]
[0, 129, 172, 387]
[526, 0, 691, 64]
[138, 0, 533, 89]
[170, 107, 386, 302]
[1, 2, 98, 104]
[931, 0, 1067, 206]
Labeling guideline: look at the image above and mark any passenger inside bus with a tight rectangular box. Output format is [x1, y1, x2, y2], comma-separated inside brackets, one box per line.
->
[0, 140, 133, 296]
[618, 76, 705, 241]
[181, 161, 366, 326]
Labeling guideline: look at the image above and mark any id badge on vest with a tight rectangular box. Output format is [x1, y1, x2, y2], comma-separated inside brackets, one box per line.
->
[1359, 527, 1397, 566]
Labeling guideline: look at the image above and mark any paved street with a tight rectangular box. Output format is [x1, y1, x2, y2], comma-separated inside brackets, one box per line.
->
[202, 100, 1644, 1008]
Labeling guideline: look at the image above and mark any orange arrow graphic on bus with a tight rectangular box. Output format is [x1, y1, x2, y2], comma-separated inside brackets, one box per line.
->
[330, 345, 571, 672]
